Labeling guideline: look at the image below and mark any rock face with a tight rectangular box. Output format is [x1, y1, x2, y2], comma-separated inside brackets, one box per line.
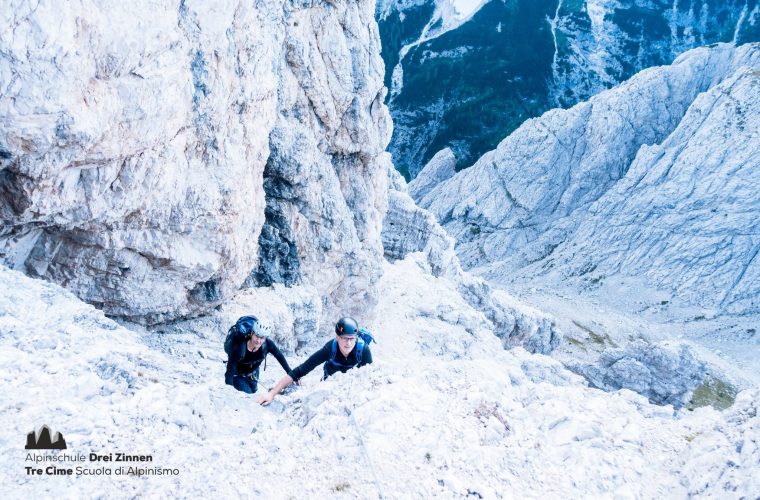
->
[377, 0, 760, 178]
[3, 260, 759, 497]
[570, 340, 707, 408]
[382, 171, 560, 354]
[417, 43, 760, 316]
[0, 0, 391, 326]
[243, 2, 393, 327]
[538, 63, 760, 316]
[408, 147, 456, 200]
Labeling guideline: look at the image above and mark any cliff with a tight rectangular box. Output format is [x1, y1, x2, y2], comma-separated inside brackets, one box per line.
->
[417, 43, 760, 317]
[0, 0, 391, 327]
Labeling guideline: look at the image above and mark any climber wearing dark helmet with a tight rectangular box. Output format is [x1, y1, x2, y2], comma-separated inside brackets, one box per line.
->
[257, 317, 375, 406]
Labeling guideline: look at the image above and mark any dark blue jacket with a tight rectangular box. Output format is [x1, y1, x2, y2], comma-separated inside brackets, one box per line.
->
[289, 339, 373, 380]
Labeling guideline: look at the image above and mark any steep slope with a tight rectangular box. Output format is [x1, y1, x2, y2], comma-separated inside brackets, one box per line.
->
[378, 0, 760, 178]
[530, 65, 760, 317]
[417, 43, 760, 317]
[382, 167, 560, 354]
[2, 263, 759, 497]
[0, 0, 390, 327]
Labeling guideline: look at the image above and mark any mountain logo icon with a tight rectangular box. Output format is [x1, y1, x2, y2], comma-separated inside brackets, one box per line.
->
[25, 425, 67, 450]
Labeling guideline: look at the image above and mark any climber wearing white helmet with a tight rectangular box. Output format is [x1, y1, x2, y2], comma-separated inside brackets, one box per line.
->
[224, 315, 293, 394]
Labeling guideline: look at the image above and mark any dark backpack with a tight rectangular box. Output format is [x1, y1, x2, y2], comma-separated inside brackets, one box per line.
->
[323, 328, 375, 378]
[224, 315, 259, 357]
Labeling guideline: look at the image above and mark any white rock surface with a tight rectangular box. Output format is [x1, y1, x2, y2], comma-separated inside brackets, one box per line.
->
[384, 180, 562, 354]
[417, 43, 760, 317]
[0, 0, 391, 328]
[248, 1, 393, 328]
[531, 64, 760, 317]
[2, 262, 759, 497]
[408, 146, 457, 200]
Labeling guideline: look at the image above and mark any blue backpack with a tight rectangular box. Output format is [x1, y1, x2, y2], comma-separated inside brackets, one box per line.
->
[323, 328, 375, 378]
[224, 316, 267, 358]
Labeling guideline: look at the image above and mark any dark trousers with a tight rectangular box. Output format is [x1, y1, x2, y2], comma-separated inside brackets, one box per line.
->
[225, 366, 259, 394]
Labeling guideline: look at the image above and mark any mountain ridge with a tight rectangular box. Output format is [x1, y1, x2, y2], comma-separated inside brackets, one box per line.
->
[416, 42, 760, 318]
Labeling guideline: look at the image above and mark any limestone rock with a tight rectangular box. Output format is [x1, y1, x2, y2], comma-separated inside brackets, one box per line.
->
[570, 340, 707, 407]
[536, 64, 760, 316]
[386, 162, 408, 193]
[408, 147, 456, 200]
[381, 185, 560, 354]
[382, 189, 451, 264]
[417, 43, 760, 316]
[2, 259, 758, 497]
[0, 0, 391, 327]
[246, 1, 393, 329]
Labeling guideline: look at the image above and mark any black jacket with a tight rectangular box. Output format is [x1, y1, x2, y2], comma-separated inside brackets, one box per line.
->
[289, 339, 373, 380]
[226, 338, 292, 377]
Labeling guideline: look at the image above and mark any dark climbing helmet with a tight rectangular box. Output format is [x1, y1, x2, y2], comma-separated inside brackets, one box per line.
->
[235, 315, 262, 338]
[335, 317, 359, 336]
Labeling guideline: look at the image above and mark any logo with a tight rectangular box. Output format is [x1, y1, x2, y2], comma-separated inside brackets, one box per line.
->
[25, 425, 67, 450]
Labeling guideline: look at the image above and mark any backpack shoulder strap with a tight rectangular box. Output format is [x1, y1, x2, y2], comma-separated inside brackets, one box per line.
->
[324, 340, 339, 378]
[355, 339, 365, 364]
[261, 338, 268, 370]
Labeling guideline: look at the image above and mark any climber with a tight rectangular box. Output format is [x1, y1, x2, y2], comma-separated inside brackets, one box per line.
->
[224, 315, 293, 394]
[257, 317, 374, 406]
